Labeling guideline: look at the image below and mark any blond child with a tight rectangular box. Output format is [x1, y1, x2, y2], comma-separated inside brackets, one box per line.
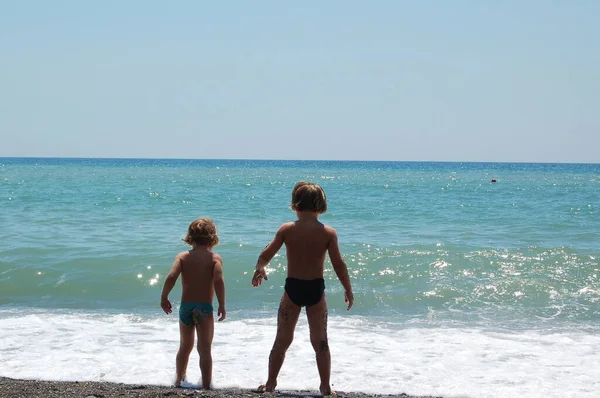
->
[252, 182, 354, 396]
[161, 217, 226, 389]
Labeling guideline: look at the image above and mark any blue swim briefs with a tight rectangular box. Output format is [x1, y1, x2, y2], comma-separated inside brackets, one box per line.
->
[179, 302, 214, 326]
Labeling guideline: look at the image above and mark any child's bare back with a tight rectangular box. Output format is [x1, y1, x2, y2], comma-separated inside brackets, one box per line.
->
[278, 218, 330, 279]
[178, 249, 222, 303]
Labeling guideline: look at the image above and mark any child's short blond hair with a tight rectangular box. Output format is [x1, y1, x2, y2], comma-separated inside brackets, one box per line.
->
[290, 181, 327, 214]
[183, 217, 219, 247]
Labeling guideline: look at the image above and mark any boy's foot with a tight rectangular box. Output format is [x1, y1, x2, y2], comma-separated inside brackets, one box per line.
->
[174, 374, 187, 388]
[320, 385, 337, 397]
[257, 382, 276, 393]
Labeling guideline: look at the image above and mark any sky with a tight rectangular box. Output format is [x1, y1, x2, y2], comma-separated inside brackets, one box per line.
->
[0, 1, 598, 163]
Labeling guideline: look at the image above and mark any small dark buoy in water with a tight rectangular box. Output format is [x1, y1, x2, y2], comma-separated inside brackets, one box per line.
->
[491, 179, 497, 183]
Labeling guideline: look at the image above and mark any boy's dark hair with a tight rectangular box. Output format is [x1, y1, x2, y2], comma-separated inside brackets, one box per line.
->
[290, 181, 327, 214]
[183, 217, 219, 247]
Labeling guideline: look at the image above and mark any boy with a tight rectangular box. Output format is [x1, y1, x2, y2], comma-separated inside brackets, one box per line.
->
[160, 217, 226, 389]
[251, 181, 354, 396]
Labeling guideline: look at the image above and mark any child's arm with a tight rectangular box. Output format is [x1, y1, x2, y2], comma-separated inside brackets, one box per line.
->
[251, 224, 286, 287]
[160, 254, 183, 314]
[213, 255, 226, 321]
[327, 227, 354, 310]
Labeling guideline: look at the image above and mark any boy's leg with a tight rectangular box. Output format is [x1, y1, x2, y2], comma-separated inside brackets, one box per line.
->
[306, 295, 331, 395]
[176, 321, 195, 387]
[195, 312, 215, 389]
[264, 292, 301, 392]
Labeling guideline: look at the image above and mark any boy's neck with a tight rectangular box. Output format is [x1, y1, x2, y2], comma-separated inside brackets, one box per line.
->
[192, 244, 211, 251]
[296, 211, 319, 220]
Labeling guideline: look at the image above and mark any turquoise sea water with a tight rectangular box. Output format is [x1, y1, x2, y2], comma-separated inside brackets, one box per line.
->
[1, 158, 599, 397]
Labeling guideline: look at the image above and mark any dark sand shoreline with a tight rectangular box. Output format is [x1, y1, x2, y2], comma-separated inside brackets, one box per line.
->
[0, 377, 441, 398]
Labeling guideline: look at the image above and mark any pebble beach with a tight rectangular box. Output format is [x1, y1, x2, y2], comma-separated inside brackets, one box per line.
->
[0, 377, 440, 398]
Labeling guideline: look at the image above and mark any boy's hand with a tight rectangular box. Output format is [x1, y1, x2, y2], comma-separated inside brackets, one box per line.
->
[161, 297, 172, 314]
[344, 291, 354, 311]
[217, 305, 226, 321]
[251, 267, 268, 287]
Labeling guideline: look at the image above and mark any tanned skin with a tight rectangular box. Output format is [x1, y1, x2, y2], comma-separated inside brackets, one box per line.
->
[252, 211, 353, 396]
[161, 244, 226, 389]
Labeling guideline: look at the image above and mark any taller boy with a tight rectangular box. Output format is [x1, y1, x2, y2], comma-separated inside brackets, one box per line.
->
[252, 181, 354, 396]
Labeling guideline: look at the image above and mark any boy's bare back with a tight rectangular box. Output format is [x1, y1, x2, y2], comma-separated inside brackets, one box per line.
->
[177, 249, 222, 303]
[276, 219, 344, 280]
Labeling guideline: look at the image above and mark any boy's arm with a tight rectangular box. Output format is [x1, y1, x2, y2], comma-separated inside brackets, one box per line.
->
[213, 255, 226, 321]
[160, 254, 183, 314]
[327, 227, 354, 310]
[251, 224, 286, 287]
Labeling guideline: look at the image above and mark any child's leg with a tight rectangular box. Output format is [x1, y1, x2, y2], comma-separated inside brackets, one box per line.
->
[306, 296, 331, 395]
[195, 313, 214, 389]
[176, 321, 195, 386]
[264, 292, 301, 392]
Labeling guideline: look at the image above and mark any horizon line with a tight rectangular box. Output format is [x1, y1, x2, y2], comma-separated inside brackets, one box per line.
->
[0, 156, 599, 165]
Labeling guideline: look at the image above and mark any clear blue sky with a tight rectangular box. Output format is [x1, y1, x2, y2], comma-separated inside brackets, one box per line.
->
[1, 1, 598, 162]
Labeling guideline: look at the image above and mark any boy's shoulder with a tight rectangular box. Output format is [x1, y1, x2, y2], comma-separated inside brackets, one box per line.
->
[212, 252, 223, 264]
[175, 250, 190, 260]
[279, 221, 295, 228]
[322, 223, 337, 233]
[276, 221, 295, 233]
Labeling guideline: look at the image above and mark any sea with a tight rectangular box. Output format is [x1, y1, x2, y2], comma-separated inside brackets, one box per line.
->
[0, 158, 599, 398]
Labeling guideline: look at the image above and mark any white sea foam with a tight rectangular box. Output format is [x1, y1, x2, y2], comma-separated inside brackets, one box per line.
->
[0, 310, 598, 398]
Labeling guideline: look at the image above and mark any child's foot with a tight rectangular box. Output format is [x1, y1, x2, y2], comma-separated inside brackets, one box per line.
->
[257, 381, 276, 393]
[174, 374, 187, 388]
[320, 384, 337, 397]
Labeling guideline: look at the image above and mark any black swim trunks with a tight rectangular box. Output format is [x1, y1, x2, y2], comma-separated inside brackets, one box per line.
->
[284, 277, 325, 307]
